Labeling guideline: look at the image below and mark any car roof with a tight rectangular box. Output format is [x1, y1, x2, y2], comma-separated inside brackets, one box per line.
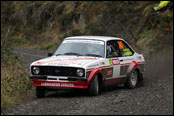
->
[65, 36, 124, 41]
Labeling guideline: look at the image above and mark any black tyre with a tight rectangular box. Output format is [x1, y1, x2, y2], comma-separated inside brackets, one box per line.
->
[124, 70, 138, 89]
[88, 75, 99, 96]
[36, 87, 46, 98]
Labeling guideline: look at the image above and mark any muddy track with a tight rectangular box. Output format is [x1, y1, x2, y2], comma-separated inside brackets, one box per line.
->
[3, 48, 173, 115]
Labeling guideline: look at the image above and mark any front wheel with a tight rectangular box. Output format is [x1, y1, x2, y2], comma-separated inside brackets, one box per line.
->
[36, 87, 46, 98]
[124, 70, 138, 89]
[88, 75, 99, 96]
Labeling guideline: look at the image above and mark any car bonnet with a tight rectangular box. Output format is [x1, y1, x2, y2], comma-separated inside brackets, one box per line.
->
[31, 56, 103, 68]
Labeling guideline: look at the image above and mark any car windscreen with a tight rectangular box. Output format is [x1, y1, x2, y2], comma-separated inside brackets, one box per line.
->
[54, 39, 105, 57]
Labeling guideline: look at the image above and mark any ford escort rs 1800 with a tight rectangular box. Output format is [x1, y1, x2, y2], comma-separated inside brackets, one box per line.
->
[30, 36, 145, 98]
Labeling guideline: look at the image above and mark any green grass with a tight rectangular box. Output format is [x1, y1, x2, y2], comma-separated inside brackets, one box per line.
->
[1, 48, 34, 110]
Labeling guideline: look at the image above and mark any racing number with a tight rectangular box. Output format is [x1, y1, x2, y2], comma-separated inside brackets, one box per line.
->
[109, 59, 120, 66]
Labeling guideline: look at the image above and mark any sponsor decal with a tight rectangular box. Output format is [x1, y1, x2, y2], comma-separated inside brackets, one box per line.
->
[70, 58, 99, 61]
[34, 57, 100, 65]
[109, 59, 120, 66]
[87, 64, 99, 68]
[48, 62, 69, 66]
[109, 60, 113, 66]
[107, 68, 113, 76]
[101, 67, 113, 78]
[47, 60, 77, 65]
[41, 82, 74, 87]
[112, 59, 120, 65]
[63, 40, 104, 45]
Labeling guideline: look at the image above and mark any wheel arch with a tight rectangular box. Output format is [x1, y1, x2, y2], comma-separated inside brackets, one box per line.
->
[125, 61, 140, 83]
[127, 67, 142, 83]
[87, 68, 104, 84]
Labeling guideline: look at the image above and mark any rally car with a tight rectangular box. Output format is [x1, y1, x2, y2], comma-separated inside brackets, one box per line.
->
[30, 36, 145, 98]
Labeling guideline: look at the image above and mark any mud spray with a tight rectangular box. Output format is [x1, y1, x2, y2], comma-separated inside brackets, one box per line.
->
[144, 49, 173, 82]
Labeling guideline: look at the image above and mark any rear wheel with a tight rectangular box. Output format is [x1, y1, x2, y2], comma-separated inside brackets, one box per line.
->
[36, 87, 46, 98]
[88, 75, 99, 96]
[124, 70, 138, 89]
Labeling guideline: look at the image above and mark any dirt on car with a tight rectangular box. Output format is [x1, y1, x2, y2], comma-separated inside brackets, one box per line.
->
[2, 48, 173, 115]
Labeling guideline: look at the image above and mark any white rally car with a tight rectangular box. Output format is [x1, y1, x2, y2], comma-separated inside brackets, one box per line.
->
[30, 36, 145, 98]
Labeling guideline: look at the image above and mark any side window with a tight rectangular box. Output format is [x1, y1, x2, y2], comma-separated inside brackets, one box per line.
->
[117, 40, 134, 57]
[106, 40, 121, 58]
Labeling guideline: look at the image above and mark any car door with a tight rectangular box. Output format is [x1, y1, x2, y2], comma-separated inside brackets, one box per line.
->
[105, 40, 121, 86]
[117, 40, 134, 77]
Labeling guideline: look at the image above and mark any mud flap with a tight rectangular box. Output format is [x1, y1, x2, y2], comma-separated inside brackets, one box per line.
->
[138, 72, 143, 82]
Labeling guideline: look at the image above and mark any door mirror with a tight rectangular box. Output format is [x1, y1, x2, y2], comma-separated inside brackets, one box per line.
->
[48, 53, 53, 57]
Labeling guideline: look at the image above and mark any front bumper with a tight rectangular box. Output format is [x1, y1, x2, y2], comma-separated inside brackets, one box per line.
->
[30, 75, 88, 89]
[30, 75, 87, 82]
[32, 80, 88, 89]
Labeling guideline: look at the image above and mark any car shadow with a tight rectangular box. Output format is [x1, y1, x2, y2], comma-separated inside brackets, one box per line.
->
[46, 88, 89, 98]
[44, 83, 144, 98]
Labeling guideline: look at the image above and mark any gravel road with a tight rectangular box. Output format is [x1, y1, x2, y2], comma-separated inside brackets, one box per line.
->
[3, 48, 173, 115]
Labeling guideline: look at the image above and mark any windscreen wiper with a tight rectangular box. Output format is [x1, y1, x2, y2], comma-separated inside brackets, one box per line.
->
[63, 52, 82, 56]
[84, 54, 102, 57]
[56, 54, 64, 56]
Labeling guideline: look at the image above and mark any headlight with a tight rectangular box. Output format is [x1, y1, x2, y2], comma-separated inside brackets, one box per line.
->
[76, 69, 84, 77]
[33, 67, 40, 75]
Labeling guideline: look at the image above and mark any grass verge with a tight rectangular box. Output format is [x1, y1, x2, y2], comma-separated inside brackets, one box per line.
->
[1, 48, 34, 112]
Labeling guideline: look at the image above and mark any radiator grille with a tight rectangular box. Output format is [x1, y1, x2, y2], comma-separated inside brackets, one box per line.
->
[31, 66, 85, 77]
